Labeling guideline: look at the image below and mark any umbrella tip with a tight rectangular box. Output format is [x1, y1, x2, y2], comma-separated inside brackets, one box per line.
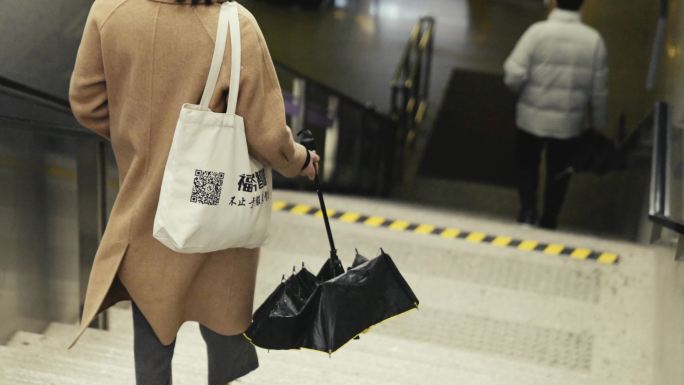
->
[292, 266, 296, 275]
[281, 274, 285, 282]
[355, 248, 359, 255]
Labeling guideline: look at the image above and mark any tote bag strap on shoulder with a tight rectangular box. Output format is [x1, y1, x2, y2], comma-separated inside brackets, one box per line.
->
[199, 2, 242, 117]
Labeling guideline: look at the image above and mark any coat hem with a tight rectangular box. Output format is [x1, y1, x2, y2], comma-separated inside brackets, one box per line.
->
[68, 241, 130, 349]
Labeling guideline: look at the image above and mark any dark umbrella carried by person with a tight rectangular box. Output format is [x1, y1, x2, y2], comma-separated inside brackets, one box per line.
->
[555, 126, 643, 180]
[244, 130, 419, 355]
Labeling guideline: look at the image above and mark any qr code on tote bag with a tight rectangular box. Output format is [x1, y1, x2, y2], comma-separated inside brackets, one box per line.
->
[190, 169, 225, 206]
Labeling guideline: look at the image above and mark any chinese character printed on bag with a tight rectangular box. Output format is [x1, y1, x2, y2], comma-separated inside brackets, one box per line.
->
[256, 169, 267, 189]
[237, 169, 268, 192]
[238, 173, 257, 192]
[231, 169, 270, 209]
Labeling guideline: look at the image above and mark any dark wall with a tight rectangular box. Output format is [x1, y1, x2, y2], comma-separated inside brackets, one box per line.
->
[0, 1, 92, 99]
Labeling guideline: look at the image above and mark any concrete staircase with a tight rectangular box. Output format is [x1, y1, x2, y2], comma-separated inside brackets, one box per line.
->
[0, 305, 500, 385]
[1, 301, 592, 385]
[2, 190, 682, 385]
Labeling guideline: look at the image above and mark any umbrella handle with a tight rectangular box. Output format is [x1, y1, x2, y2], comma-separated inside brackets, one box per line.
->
[314, 172, 339, 261]
[298, 129, 339, 261]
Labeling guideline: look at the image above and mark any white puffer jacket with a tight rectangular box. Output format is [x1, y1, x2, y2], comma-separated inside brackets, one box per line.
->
[504, 9, 608, 139]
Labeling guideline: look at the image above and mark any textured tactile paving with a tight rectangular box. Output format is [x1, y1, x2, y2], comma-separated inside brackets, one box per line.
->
[440, 258, 602, 303]
[375, 307, 593, 372]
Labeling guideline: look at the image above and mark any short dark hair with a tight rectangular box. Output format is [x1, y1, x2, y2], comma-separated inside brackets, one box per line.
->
[176, 0, 231, 5]
[556, 0, 584, 10]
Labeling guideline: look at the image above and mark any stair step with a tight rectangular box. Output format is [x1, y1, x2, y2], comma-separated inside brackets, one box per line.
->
[6, 331, 46, 348]
[0, 312, 588, 385]
[0, 346, 133, 385]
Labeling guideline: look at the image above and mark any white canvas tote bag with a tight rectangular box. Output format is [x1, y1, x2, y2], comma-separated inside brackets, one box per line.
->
[153, 2, 272, 253]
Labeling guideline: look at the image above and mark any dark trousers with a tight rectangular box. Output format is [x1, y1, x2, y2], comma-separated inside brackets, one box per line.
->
[132, 303, 259, 385]
[515, 128, 579, 228]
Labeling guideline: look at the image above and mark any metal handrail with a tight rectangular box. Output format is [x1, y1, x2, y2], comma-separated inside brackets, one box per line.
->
[648, 101, 684, 235]
[390, 23, 419, 89]
[390, 17, 434, 120]
[0, 76, 72, 113]
[0, 114, 93, 139]
[0, 76, 92, 138]
[1, 60, 393, 128]
[388, 16, 435, 184]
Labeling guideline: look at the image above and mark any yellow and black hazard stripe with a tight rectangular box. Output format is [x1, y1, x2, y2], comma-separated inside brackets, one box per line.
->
[273, 200, 620, 265]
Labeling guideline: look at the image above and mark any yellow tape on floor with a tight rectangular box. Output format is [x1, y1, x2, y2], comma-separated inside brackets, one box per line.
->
[273, 200, 620, 265]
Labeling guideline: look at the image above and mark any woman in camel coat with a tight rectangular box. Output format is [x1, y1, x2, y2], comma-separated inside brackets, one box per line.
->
[69, 0, 318, 383]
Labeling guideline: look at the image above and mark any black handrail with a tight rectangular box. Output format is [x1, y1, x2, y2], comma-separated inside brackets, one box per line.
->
[0, 76, 71, 112]
[390, 17, 435, 131]
[0, 114, 93, 139]
[388, 16, 435, 184]
[0, 76, 92, 138]
[648, 101, 684, 235]
[1, 61, 392, 126]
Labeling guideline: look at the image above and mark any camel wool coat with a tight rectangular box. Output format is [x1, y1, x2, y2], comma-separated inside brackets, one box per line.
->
[68, 0, 308, 347]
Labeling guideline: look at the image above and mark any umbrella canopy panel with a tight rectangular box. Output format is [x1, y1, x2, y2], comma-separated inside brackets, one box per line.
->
[245, 251, 419, 353]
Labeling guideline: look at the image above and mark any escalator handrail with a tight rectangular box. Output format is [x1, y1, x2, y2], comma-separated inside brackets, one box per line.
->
[389, 16, 435, 130]
[0, 76, 72, 113]
[648, 101, 684, 235]
[0, 114, 95, 139]
[1, 61, 393, 127]
[0, 75, 95, 138]
[390, 17, 435, 91]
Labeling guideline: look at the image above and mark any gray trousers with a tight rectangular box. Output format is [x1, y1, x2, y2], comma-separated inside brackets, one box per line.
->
[132, 303, 259, 385]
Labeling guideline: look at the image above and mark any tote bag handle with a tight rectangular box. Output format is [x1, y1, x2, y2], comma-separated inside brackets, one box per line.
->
[199, 2, 241, 119]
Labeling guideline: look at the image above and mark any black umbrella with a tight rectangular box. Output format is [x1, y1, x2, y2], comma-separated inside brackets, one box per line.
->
[244, 131, 419, 354]
[555, 129, 629, 180]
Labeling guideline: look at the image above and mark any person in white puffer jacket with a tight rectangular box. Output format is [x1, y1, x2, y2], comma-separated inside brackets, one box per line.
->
[504, 0, 608, 229]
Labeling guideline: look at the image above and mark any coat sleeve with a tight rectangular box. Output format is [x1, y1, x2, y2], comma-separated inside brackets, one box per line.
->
[69, 5, 110, 140]
[503, 25, 538, 92]
[238, 18, 308, 178]
[590, 37, 609, 130]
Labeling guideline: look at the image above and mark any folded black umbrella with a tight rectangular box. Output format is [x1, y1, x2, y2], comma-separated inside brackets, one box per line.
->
[244, 131, 419, 354]
[556, 129, 628, 179]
